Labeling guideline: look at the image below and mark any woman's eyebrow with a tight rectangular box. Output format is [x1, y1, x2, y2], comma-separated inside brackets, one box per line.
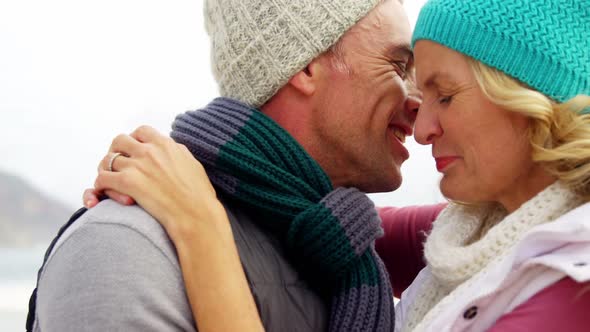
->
[420, 71, 456, 89]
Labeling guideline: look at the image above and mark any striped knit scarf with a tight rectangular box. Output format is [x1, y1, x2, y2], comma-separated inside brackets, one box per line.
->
[171, 97, 395, 331]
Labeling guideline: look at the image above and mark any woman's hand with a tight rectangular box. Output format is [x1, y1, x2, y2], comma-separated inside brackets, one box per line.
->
[82, 188, 134, 209]
[92, 125, 227, 240]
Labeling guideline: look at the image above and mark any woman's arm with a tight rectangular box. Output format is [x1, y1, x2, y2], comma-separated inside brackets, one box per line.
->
[93, 126, 264, 332]
[376, 204, 446, 297]
[173, 203, 264, 332]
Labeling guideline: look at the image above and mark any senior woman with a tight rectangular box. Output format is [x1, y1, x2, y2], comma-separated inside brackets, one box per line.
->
[87, 0, 589, 331]
[396, 0, 590, 330]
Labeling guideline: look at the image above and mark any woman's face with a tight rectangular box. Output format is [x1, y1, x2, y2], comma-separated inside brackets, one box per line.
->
[413, 40, 552, 211]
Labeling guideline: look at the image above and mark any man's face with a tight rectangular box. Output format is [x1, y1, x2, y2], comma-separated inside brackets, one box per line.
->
[310, 0, 417, 193]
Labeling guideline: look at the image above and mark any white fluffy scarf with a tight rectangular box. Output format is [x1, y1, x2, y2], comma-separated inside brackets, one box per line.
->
[401, 181, 584, 332]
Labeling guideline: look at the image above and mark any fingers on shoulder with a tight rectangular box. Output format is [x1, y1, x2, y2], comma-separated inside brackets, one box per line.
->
[95, 168, 138, 193]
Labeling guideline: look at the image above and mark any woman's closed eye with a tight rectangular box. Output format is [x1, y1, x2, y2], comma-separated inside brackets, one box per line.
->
[439, 95, 453, 105]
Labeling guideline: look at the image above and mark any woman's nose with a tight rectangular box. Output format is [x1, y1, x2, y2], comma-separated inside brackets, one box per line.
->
[414, 105, 442, 145]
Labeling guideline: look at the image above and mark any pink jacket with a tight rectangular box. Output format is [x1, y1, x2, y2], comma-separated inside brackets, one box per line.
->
[377, 203, 590, 332]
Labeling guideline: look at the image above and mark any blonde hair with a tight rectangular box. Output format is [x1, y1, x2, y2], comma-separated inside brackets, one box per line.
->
[466, 57, 590, 200]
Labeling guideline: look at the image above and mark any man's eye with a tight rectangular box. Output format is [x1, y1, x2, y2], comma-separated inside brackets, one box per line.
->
[392, 62, 408, 79]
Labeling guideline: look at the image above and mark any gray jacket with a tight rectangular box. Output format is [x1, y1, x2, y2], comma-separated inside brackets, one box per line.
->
[34, 198, 328, 331]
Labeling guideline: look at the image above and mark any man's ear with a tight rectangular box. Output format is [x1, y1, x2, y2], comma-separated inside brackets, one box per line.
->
[287, 59, 324, 96]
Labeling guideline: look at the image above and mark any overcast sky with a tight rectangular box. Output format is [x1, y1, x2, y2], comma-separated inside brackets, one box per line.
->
[0, 0, 443, 209]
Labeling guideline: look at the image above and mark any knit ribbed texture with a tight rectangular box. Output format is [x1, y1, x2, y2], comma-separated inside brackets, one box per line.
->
[204, 0, 380, 107]
[401, 181, 585, 332]
[171, 97, 395, 331]
[412, 0, 590, 105]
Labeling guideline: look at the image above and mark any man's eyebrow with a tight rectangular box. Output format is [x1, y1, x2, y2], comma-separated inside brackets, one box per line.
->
[387, 44, 413, 60]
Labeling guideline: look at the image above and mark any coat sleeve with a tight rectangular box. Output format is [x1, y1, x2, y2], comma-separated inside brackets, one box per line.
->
[375, 203, 446, 298]
[487, 277, 590, 332]
[35, 222, 197, 332]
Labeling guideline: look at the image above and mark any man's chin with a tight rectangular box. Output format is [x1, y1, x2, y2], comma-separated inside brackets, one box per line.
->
[363, 175, 402, 194]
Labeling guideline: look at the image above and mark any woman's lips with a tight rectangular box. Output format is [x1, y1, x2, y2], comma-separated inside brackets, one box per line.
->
[435, 157, 459, 172]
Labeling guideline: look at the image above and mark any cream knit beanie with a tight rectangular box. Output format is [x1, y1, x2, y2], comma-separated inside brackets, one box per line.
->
[204, 0, 381, 107]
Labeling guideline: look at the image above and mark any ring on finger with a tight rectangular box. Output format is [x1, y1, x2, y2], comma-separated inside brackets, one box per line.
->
[108, 152, 124, 172]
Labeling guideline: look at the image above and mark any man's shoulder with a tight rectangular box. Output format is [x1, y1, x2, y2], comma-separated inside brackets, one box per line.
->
[46, 199, 178, 269]
[82, 199, 165, 234]
[34, 199, 195, 331]
[39, 200, 180, 276]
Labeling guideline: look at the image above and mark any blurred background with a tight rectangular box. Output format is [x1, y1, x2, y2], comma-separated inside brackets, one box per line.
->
[0, 0, 439, 330]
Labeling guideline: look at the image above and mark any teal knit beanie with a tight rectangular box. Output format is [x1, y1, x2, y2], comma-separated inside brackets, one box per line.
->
[412, 0, 590, 112]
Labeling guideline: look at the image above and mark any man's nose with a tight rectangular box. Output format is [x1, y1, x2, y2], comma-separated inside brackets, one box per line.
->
[404, 79, 422, 124]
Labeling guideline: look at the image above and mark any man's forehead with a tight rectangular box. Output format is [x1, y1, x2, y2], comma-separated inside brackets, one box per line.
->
[384, 0, 405, 5]
[340, 0, 411, 55]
